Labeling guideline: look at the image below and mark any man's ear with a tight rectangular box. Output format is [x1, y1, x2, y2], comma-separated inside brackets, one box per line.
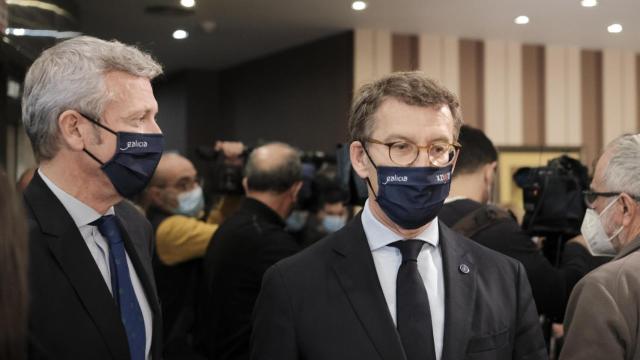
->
[484, 161, 498, 184]
[291, 181, 304, 200]
[350, 141, 370, 179]
[242, 177, 249, 194]
[620, 193, 636, 227]
[57, 110, 86, 151]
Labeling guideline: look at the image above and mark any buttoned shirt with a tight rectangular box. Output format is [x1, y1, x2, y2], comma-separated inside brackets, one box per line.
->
[39, 169, 153, 359]
[361, 199, 445, 360]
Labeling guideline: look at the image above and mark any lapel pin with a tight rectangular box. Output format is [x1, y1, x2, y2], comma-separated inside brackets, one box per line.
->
[459, 264, 470, 274]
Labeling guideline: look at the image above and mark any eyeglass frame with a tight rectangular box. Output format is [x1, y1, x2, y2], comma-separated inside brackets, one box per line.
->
[582, 190, 640, 209]
[362, 137, 462, 167]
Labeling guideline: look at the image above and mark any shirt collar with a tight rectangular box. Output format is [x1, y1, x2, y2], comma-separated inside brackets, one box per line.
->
[38, 169, 115, 227]
[361, 199, 439, 251]
[445, 196, 467, 204]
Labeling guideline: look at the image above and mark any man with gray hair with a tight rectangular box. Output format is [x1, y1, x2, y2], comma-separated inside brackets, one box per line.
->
[196, 142, 302, 360]
[560, 134, 640, 360]
[22, 36, 164, 360]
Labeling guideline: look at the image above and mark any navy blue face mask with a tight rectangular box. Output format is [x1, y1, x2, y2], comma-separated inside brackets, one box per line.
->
[81, 113, 164, 198]
[364, 149, 453, 230]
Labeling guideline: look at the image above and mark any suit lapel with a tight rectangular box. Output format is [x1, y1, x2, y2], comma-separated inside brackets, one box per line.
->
[331, 214, 406, 360]
[439, 222, 476, 360]
[24, 173, 130, 359]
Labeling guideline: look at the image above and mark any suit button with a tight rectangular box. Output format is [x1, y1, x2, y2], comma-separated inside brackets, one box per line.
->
[459, 264, 470, 274]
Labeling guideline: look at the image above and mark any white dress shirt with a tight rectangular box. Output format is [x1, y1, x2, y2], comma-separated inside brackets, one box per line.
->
[361, 199, 445, 360]
[39, 169, 153, 359]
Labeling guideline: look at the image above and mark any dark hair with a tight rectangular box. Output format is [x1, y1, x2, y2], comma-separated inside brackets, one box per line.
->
[349, 71, 463, 142]
[0, 167, 28, 360]
[454, 125, 498, 176]
[318, 185, 347, 208]
[245, 143, 302, 193]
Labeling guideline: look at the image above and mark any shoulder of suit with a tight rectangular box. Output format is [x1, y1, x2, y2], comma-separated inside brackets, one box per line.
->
[581, 251, 640, 288]
[442, 223, 523, 269]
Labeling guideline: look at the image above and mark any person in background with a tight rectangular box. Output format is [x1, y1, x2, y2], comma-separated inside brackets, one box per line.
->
[22, 36, 164, 359]
[251, 72, 546, 360]
[196, 142, 302, 360]
[298, 184, 350, 248]
[0, 167, 28, 360]
[560, 134, 640, 360]
[143, 152, 215, 360]
[439, 125, 592, 321]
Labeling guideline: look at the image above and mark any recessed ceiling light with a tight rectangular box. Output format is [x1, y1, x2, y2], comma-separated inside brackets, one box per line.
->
[514, 15, 529, 25]
[607, 23, 623, 33]
[581, 0, 598, 7]
[172, 29, 188, 39]
[352, 1, 367, 11]
[180, 0, 195, 8]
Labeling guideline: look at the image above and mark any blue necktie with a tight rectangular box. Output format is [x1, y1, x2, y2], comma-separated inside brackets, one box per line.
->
[93, 215, 146, 360]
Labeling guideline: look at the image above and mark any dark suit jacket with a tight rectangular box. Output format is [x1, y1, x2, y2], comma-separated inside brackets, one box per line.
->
[196, 198, 300, 360]
[439, 199, 594, 320]
[24, 173, 163, 360]
[251, 213, 548, 360]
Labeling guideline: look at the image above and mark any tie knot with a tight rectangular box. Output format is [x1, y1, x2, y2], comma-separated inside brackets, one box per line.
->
[91, 215, 122, 246]
[389, 239, 426, 262]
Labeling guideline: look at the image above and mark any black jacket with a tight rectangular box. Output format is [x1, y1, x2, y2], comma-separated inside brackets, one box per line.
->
[24, 172, 162, 360]
[251, 213, 548, 360]
[439, 199, 593, 320]
[196, 198, 300, 360]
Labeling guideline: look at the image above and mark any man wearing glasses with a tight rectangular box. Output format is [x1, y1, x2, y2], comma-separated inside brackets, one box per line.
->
[560, 134, 640, 360]
[251, 72, 547, 360]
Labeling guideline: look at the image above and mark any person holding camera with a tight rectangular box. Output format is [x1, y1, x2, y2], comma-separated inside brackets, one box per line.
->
[560, 134, 640, 360]
[439, 125, 593, 321]
[196, 142, 302, 360]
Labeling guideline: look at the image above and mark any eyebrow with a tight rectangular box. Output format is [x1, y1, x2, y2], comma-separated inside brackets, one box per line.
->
[381, 134, 451, 144]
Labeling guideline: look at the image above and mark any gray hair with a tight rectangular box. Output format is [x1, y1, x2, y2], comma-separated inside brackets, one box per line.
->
[603, 134, 640, 196]
[22, 36, 163, 160]
[245, 142, 302, 193]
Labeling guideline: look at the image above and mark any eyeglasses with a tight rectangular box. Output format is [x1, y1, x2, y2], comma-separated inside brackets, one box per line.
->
[582, 190, 640, 209]
[364, 138, 461, 167]
[165, 176, 203, 192]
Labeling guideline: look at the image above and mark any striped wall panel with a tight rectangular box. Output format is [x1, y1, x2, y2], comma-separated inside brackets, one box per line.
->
[352, 30, 640, 157]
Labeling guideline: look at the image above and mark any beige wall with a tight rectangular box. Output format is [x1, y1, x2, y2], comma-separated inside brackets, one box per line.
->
[353, 29, 640, 164]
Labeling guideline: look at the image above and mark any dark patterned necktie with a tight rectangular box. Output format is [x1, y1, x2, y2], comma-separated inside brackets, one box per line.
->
[388, 239, 436, 360]
[93, 215, 146, 360]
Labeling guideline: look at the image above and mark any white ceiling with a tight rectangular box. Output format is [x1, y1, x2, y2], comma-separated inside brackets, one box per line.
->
[77, 0, 640, 73]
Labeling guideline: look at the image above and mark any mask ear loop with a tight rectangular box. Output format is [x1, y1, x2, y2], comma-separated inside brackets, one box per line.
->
[77, 111, 118, 166]
[360, 141, 380, 200]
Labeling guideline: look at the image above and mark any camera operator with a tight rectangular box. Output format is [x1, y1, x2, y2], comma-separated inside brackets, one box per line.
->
[439, 125, 593, 320]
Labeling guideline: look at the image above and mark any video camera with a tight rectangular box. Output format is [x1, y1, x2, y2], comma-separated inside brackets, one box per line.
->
[513, 155, 590, 238]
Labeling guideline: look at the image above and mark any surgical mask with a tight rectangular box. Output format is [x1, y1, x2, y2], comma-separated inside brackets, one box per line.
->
[322, 215, 346, 233]
[581, 196, 623, 257]
[81, 113, 164, 198]
[175, 185, 205, 217]
[364, 150, 452, 229]
[285, 210, 308, 232]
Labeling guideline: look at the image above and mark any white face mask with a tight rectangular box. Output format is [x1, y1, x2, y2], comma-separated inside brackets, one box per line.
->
[174, 185, 205, 217]
[581, 196, 623, 257]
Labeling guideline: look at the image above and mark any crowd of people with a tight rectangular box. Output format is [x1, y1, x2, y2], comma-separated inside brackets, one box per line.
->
[2, 35, 640, 360]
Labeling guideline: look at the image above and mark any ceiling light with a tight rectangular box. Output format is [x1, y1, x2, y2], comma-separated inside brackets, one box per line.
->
[351, 1, 367, 11]
[180, 0, 195, 8]
[172, 29, 188, 39]
[514, 15, 529, 25]
[607, 23, 623, 33]
[580, 0, 598, 7]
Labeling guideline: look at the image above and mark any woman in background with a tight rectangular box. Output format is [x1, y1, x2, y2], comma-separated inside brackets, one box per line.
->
[0, 167, 29, 360]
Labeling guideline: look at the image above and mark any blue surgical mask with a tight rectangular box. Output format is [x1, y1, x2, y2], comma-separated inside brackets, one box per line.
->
[81, 113, 164, 198]
[322, 215, 346, 233]
[364, 149, 452, 229]
[285, 210, 308, 232]
[175, 185, 205, 217]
